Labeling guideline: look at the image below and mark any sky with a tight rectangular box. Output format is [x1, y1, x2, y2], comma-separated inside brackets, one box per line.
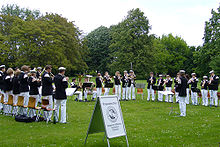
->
[0, 0, 219, 46]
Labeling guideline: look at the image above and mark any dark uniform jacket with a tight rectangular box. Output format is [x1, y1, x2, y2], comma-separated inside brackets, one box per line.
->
[54, 74, 68, 100]
[42, 71, 53, 96]
[165, 78, 172, 87]
[28, 76, 41, 95]
[12, 76, 20, 94]
[96, 77, 102, 88]
[0, 71, 5, 91]
[19, 72, 29, 92]
[36, 71, 41, 79]
[208, 75, 219, 90]
[4, 75, 13, 92]
[174, 77, 180, 92]
[189, 78, 198, 92]
[122, 75, 128, 88]
[157, 79, 164, 91]
[201, 80, 208, 90]
[129, 74, 136, 87]
[114, 76, 121, 85]
[147, 76, 156, 89]
[179, 76, 187, 97]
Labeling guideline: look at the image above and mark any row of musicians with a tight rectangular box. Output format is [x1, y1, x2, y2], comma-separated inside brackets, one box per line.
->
[70, 70, 137, 101]
[146, 71, 219, 107]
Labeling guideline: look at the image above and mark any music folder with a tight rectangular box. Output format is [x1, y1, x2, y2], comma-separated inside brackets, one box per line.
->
[105, 83, 114, 88]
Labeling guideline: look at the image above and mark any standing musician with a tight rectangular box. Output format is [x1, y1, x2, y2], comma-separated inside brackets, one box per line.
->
[208, 70, 219, 107]
[178, 70, 187, 117]
[41, 65, 54, 121]
[28, 70, 41, 117]
[19, 65, 30, 116]
[0, 65, 6, 110]
[3, 68, 14, 115]
[147, 72, 156, 101]
[157, 75, 164, 102]
[185, 74, 190, 104]
[122, 70, 129, 100]
[70, 78, 83, 102]
[12, 69, 21, 115]
[201, 76, 208, 106]
[164, 75, 173, 103]
[103, 72, 112, 96]
[36, 67, 42, 79]
[114, 71, 121, 99]
[128, 70, 136, 100]
[54, 67, 69, 124]
[188, 73, 199, 105]
[83, 76, 97, 102]
[96, 73, 103, 98]
[174, 73, 181, 103]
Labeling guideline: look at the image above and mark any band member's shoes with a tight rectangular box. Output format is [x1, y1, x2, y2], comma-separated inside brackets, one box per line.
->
[74, 98, 78, 101]
[132, 99, 136, 100]
[79, 100, 83, 102]
[91, 98, 95, 101]
[84, 99, 88, 102]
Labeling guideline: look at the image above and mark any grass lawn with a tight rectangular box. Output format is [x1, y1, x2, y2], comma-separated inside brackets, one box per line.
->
[0, 79, 219, 147]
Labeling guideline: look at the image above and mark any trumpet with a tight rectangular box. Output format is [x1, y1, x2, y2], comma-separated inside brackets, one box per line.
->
[150, 77, 153, 84]
[202, 80, 206, 88]
[209, 77, 213, 84]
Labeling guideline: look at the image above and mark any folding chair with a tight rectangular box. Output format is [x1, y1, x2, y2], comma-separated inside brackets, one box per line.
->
[17, 96, 25, 115]
[136, 88, 144, 99]
[4, 94, 13, 115]
[27, 97, 41, 120]
[40, 99, 56, 123]
[102, 87, 105, 94]
[198, 92, 202, 105]
[112, 87, 115, 95]
[0, 94, 4, 114]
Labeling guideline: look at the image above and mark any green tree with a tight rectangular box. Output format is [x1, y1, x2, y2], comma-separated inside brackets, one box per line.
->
[85, 26, 111, 73]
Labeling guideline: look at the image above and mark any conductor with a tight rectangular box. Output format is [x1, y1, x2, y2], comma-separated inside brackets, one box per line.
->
[178, 70, 187, 117]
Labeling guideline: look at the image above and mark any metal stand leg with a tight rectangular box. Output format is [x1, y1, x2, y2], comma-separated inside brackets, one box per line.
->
[84, 133, 89, 145]
[107, 138, 110, 147]
[125, 135, 129, 147]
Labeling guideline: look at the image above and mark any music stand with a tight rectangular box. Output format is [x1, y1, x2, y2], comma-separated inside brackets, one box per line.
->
[105, 83, 114, 88]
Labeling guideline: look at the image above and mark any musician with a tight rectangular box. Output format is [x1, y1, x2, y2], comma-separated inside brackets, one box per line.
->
[122, 70, 128, 100]
[178, 70, 187, 117]
[0, 65, 6, 110]
[128, 70, 136, 100]
[208, 70, 219, 107]
[83, 76, 97, 102]
[12, 69, 21, 115]
[157, 75, 164, 102]
[188, 73, 199, 105]
[174, 73, 180, 103]
[41, 65, 54, 121]
[96, 73, 103, 98]
[54, 67, 69, 123]
[70, 78, 83, 102]
[36, 67, 42, 79]
[164, 75, 173, 103]
[201, 76, 208, 106]
[19, 65, 30, 116]
[185, 74, 190, 104]
[3, 68, 14, 115]
[147, 72, 156, 101]
[103, 72, 111, 96]
[28, 70, 41, 117]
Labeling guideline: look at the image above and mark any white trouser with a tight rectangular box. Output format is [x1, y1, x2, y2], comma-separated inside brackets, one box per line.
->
[179, 96, 186, 116]
[122, 87, 127, 100]
[175, 92, 179, 103]
[201, 89, 208, 106]
[96, 88, 102, 98]
[54, 99, 67, 123]
[126, 86, 130, 100]
[19, 92, 29, 115]
[84, 90, 97, 100]
[74, 91, 83, 100]
[147, 86, 155, 101]
[44, 95, 53, 120]
[185, 88, 189, 104]
[165, 87, 172, 102]
[129, 84, 135, 100]
[158, 91, 163, 101]
[191, 92, 198, 105]
[0, 90, 3, 110]
[28, 95, 39, 117]
[3, 91, 12, 114]
[115, 85, 121, 99]
[210, 90, 218, 106]
[12, 94, 19, 115]
[104, 88, 110, 96]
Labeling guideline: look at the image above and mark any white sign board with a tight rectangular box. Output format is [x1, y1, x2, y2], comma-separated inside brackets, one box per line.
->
[100, 96, 126, 138]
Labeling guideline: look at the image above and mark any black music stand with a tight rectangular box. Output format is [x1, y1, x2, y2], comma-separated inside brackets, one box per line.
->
[105, 83, 114, 88]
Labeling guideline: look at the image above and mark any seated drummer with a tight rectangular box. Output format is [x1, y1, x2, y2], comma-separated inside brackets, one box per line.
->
[83, 76, 97, 102]
[70, 78, 83, 102]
